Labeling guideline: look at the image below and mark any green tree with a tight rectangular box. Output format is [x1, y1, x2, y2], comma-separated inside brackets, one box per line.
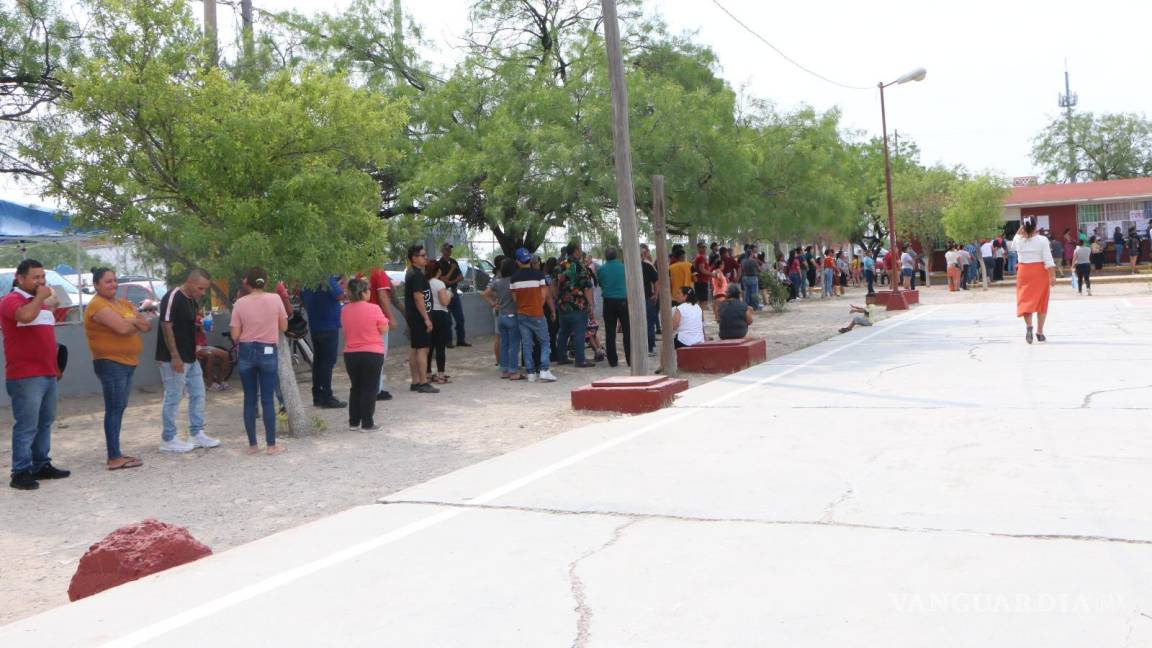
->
[0, 0, 79, 176]
[942, 173, 1009, 289]
[25, 0, 410, 435]
[1032, 112, 1152, 183]
[892, 164, 959, 283]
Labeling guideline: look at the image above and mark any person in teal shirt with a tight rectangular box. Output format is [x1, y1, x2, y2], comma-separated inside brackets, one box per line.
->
[595, 247, 630, 367]
[861, 254, 876, 295]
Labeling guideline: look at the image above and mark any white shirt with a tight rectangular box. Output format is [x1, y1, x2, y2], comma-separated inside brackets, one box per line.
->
[674, 303, 705, 346]
[429, 278, 449, 312]
[1010, 234, 1056, 269]
[980, 241, 993, 257]
[944, 250, 958, 267]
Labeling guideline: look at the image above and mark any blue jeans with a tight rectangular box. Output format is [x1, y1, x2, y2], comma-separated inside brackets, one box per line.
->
[7, 375, 56, 476]
[310, 330, 339, 405]
[160, 360, 205, 441]
[864, 269, 875, 294]
[822, 268, 835, 297]
[789, 272, 805, 298]
[645, 298, 658, 352]
[448, 292, 466, 345]
[1006, 250, 1018, 273]
[742, 276, 760, 309]
[497, 314, 521, 374]
[93, 360, 135, 460]
[237, 342, 279, 446]
[1116, 244, 1124, 265]
[557, 311, 589, 364]
[518, 315, 550, 373]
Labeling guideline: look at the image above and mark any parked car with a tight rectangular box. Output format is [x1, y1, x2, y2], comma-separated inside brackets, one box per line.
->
[457, 258, 495, 293]
[0, 268, 84, 322]
[115, 276, 166, 308]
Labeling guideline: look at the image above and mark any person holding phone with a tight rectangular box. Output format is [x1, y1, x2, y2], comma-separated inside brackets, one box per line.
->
[1011, 217, 1057, 343]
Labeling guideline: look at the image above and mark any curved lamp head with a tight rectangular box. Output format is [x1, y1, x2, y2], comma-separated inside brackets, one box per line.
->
[895, 67, 927, 84]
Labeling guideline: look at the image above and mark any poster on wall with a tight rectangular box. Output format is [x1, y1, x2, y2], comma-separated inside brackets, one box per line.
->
[1131, 210, 1148, 235]
[1034, 215, 1050, 232]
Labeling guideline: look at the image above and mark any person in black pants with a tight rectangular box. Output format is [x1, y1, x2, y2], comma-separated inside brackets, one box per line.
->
[300, 275, 347, 409]
[340, 278, 388, 431]
[424, 260, 454, 384]
[438, 243, 470, 347]
[597, 247, 631, 367]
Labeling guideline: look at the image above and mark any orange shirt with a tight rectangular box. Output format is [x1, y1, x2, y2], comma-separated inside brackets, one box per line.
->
[84, 295, 143, 366]
[823, 257, 835, 269]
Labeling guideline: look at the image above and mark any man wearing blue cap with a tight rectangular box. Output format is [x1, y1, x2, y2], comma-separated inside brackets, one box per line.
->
[509, 248, 557, 382]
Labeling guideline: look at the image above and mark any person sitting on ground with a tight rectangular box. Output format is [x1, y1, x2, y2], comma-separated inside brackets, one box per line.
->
[717, 284, 753, 340]
[838, 304, 874, 334]
[195, 312, 232, 392]
[671, 287, 705, 348]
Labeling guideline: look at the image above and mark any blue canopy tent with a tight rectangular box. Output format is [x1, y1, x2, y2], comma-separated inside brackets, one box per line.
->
[0, 198, 97, 242]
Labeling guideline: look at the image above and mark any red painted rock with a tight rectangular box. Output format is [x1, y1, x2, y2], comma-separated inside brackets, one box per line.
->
[68, 519, 212, 601]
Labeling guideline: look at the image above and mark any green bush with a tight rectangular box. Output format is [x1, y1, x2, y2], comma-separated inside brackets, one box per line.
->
[760, 270, 790, 313]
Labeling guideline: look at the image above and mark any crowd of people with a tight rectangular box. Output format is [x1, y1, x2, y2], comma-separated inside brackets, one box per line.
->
[7, 224, 1144, 490]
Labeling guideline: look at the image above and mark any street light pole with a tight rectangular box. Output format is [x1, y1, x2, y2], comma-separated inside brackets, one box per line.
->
[877, 67, 926, 305]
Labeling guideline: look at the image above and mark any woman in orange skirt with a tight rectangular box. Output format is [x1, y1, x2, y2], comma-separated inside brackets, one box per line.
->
[1010, 218, 1057, 343]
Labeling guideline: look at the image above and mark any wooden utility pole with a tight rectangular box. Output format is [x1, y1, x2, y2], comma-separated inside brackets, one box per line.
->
[203, 0, 218, 67]
[600, 0, 649, 375]
[240, 0, 255, 63]
[652, 176, 677, 376]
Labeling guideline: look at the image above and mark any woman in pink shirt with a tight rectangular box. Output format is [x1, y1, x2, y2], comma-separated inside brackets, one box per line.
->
[230, 267, 288, 454]
[340, 278, 389, 431]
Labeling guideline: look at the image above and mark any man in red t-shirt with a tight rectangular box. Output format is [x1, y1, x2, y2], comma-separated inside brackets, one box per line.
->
[362, 259, 405, 401]
[693, 241, 713, 305]
[1, 260, 70, 490]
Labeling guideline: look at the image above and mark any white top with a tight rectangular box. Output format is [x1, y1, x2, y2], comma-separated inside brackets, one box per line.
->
[980, 241, 993, 257]
[675, 303, 705, 346]
[944, 250, 958, 267]
[429, 278, 449, 312]
[1010, 234, 1056, 268]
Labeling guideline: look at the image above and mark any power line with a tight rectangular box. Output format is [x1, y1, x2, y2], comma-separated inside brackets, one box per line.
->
[707, 0, 871, 91]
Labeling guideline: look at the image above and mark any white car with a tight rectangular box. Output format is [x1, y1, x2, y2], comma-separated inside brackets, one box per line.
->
[0, 268, 85, 322]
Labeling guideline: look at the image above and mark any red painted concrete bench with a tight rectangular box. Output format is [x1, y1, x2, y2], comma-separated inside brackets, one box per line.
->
[866, 289, 919, 310]
[571, 376, 689, 414]
[676, 338, 767, 374]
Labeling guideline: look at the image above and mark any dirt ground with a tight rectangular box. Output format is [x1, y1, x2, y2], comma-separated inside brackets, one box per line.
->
[2, 278, 1149, 624]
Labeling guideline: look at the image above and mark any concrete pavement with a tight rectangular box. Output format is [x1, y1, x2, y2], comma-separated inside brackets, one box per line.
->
[3, 297, 1152, 646]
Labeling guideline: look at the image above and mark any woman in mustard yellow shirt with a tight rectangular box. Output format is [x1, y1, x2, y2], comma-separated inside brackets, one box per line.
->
[84, 268, 152, 470]
[668, 249, 694, 306]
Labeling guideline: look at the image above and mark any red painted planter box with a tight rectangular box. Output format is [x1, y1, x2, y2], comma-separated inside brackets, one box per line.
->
[676, 338, 767, 374]
[867, 290, 918, 310]
[571, 376, 690, 414]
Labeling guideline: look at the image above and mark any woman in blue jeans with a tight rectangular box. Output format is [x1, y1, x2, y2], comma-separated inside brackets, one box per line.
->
[483, 257, 523, 379]
[230, 267, 288, 455]
[83, 268, 152, 470]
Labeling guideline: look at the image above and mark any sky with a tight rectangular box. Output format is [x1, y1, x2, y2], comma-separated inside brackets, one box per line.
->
[5, 0, 1150, 206]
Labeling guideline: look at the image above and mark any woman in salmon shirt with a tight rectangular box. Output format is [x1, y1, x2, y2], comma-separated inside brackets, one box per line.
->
[340, 278, 389, 431]
[84, 268, 152, 470]
[230, 267, 288, 454]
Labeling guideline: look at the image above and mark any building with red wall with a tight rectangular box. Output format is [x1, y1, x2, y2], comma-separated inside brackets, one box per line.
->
[1003, 178, 1152, 258]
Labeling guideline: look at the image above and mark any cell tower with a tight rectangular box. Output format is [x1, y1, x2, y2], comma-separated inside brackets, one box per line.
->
[1058, 62, 1078, 183]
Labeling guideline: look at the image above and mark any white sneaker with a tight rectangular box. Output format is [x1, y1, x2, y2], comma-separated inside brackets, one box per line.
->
[527, 373, 539, 383]
[159, 438, 195, 454]
[538, 370, 558, 382]
[190, 432, 221, 449]
[1087, 289, 1092, 296]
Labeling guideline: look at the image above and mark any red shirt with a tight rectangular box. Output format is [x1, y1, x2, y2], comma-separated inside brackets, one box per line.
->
[693, 253, 710, 282]
[823, 257, 835, 269]
[368, 269, 393, 314]
[0, 289, 58, 379]
[721, 256, 740, 281]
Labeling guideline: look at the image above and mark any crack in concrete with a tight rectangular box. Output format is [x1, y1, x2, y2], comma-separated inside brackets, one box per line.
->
[568, 519, 638, 648]
[382, 499, 1152, 546]
[820, 487, 854, 523]
[1080, 384, 1152, 409]
[967, 344, 982, 362]
[879, 363, 917, 376]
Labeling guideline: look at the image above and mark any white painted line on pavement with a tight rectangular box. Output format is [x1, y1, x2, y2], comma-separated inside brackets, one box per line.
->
[101, 306, 941, 647]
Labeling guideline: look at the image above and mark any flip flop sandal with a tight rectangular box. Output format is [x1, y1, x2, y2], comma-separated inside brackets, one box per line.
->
[108, 457, 142, 470]
[507, 374, 526, 381]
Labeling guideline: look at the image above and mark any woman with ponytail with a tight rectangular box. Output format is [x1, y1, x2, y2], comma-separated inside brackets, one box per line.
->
[1010, 218, 1057, 343]
[230, 267, 288, 453]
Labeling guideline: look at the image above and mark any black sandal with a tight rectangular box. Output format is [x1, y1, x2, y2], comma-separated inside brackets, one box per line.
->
[1025, 327, 1033, 344]
[1036, 333, 1046, 342]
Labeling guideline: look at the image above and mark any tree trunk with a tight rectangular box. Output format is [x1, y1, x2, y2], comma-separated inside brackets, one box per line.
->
[203, 0, 218, 68]
[277, 334, 313, 436]
[923, 247, 932, 288]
